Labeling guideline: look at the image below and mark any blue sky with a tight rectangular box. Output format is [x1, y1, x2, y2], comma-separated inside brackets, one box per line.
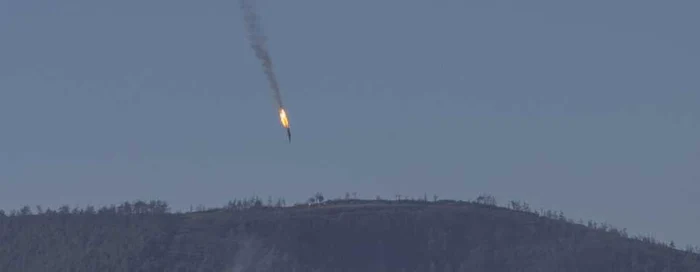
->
[1, 0, 698, 246]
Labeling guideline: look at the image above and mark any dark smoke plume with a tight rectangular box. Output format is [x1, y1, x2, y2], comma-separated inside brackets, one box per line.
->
[240, 0, 284, 109]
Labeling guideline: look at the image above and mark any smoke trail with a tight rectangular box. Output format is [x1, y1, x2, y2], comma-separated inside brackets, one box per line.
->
[240, 0, 284, 109]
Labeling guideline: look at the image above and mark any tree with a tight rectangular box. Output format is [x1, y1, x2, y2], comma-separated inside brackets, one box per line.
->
[20, 205, 32, 216]
[85, 205, 96, 215]
[476, 194, 496, 206]
[275, 198, 286, 207]
[253, 197, 263, 207]
[509, 201, 521, 211]
[148, 200, 169, 214]
[119, 201, 133, 214]
[134, 200, 147, 214]
[314, 192, 324, 203]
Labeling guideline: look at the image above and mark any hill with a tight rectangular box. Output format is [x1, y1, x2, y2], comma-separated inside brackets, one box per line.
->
[1, 195, 699, 271]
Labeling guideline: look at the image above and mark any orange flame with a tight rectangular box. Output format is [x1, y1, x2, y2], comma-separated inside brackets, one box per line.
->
[279, 108, 289, 128]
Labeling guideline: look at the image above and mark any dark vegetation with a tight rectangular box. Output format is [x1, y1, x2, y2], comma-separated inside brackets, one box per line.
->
[1, 193, 699, 271]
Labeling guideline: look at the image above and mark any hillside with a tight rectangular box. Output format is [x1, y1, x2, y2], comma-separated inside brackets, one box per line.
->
[1, 196, 699, 271]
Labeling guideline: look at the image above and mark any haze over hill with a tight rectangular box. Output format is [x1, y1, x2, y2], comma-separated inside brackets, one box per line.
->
[2, 194, 699, 271]
[1, 0, 698, 260]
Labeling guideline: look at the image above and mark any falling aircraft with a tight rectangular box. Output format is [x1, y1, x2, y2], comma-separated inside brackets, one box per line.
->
[240, 0, 292, 143]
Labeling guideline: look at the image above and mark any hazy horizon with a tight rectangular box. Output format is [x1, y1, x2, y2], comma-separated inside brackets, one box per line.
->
[1, 1, 698, 246]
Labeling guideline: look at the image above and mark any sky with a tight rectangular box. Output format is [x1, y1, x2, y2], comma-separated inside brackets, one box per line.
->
[1, 0, 698, 246]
